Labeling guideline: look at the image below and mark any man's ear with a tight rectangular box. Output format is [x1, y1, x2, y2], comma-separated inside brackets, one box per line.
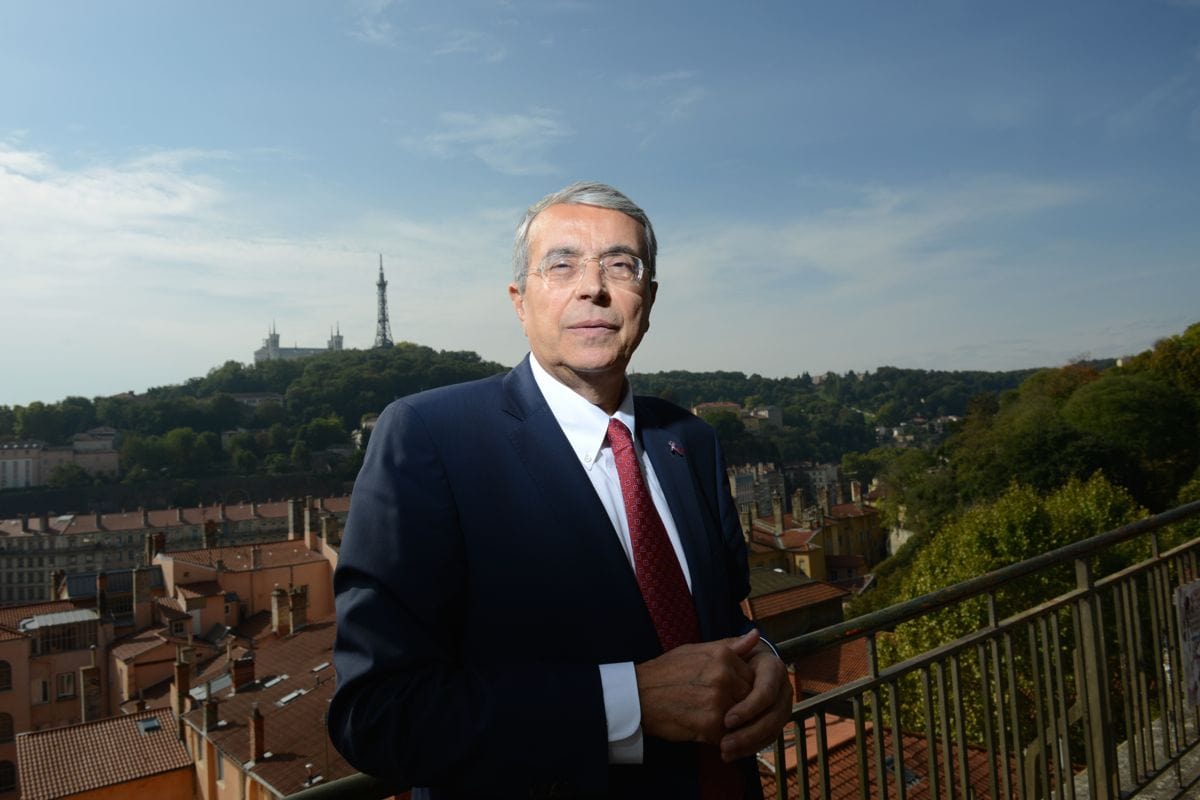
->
[508, 283, 526, 325]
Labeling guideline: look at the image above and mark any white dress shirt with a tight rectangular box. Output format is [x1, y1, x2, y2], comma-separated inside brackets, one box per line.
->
[528, 354, 695, 764]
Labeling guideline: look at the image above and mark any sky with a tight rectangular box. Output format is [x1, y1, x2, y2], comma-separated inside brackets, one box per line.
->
[1, 0, 1198, 408]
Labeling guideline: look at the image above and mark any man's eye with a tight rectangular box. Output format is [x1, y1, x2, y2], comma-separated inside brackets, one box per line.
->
[546, 261, 576, 274]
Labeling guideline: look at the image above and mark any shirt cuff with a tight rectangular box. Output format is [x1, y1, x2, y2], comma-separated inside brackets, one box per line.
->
[599, 662, 643, 764]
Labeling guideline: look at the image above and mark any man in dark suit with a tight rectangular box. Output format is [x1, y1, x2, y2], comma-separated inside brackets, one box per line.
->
[329, 182, 792, 798]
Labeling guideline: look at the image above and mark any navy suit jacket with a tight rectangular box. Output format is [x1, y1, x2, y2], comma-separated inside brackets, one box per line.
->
[329, 357, 762, 799]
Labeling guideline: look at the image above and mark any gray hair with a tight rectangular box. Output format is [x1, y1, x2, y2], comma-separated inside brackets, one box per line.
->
[511, 181, 657, 292]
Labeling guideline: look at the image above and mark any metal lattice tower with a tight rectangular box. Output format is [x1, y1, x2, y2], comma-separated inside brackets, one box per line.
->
[374, 254, 393, 348]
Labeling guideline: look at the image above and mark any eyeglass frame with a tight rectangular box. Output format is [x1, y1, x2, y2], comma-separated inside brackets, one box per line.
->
[527, 249, 649, 290]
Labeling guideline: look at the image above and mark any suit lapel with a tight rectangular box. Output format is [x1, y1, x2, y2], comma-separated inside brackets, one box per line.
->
[500, 359, 645, 600]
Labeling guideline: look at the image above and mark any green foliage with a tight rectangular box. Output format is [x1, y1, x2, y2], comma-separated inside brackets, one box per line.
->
[878, 474, 1146, 742]
[46, 462, 93, 488]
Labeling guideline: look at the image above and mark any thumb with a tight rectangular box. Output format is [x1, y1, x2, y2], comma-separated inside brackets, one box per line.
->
[726, 628, 761, 659]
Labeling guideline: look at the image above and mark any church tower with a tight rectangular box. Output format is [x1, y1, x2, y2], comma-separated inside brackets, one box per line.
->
[374, 255, 393, 349]
[328, 323, 344, 352]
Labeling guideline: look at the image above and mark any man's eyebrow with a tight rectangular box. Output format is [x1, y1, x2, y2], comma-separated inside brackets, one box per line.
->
[541, 246, 581, 259]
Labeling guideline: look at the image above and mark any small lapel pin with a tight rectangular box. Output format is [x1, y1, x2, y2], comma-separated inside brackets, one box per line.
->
[668, 441, 686, 457]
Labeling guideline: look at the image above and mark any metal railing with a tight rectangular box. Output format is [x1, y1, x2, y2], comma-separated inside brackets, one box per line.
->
[290, 499, 1200, 800]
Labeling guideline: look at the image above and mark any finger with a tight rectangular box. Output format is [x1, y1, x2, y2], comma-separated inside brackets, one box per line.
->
[720, 683, 793, 760]
[726, 628, 761, 659]
[724, 650, 787, 728]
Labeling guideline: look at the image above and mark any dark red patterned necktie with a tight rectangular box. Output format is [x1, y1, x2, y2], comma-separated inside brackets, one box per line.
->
[606, 418, 700, 651]
[607, 418, 745, 800]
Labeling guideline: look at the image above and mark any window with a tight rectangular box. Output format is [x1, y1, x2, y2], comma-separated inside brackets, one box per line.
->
[0, 713, 12, 743]
[56, 672, 75, 700]
[0, 660, 9, 691]
[0, 760, 14, 792]
[32, 679, 48, 705]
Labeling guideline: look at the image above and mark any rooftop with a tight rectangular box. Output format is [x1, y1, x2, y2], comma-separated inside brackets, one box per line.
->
[182, 616, 353, 795]
[163, 539, 328, 570]
[16, 707, 192, 800]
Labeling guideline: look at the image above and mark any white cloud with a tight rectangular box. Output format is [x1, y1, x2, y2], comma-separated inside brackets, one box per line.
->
[433, 29, 509, 63]
[0, 141, 526, 405]
[402, 110, 573, 175]
[349, 0, 400, 45]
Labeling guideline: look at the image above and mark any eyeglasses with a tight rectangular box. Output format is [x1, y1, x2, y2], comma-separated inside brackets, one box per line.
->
[531, 252, 646, 288]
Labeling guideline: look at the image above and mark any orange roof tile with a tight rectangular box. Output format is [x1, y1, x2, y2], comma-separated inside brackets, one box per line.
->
[791, 639, 870, 696]
[0, 601, 76, 630]
[163, 539, 325, 570]
[177, 580, 225, 598]
[182, 617, 353, 794]
[758, 715, 1009, 800]
[16, 708, 192, 800]
[746, 582, 848, 619]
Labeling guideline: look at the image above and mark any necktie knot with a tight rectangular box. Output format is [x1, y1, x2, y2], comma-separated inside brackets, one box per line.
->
[606, 417, 634, 454]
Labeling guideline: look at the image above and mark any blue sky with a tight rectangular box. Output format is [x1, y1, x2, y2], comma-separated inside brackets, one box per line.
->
[2, 0, 1198, 408]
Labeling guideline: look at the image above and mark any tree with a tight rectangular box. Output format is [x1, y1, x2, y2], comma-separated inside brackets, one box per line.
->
[46, 463, 93, 488]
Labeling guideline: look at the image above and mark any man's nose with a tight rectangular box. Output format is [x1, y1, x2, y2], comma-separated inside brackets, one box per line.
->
[575, 258, 609, 298]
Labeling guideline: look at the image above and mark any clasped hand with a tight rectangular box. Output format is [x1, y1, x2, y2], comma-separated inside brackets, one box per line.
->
[635, 629, 793, 762]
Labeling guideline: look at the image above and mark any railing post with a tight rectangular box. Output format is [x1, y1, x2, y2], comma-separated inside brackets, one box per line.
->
[1076, 557, 1117, 799]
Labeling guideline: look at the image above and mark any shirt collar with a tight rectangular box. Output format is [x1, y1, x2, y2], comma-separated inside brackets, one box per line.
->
[528, 353, 636, 470]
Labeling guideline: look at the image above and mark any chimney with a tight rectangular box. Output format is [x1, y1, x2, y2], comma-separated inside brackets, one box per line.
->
[249, 703, 265, 762]
[19, 514, 29, 533]
[39, 511, 50, 532]
[218, 503, 227, 522]
[93, 511, 104, 531]
[739, 505, 752, 544]
[49, 569, 67, 599]
[79, 651, 102, 722]
[139, 507, 149, 527]
[232, 654, 255, 691]
[250, 501, 259, 518]
[287, 499, 304, 540]
[320, 514, 341, 547]
[271, 586, 289, 637]
[771, 492, 783, 534]
[203, 683, 219, 733]
[851, 480, 864, 509]
[176, 507, 184, 523]
[172, 647, 192, 734]
[818, 487, 830, 517]
[145, 531, 165, 565]
[95, 571, 108, 617]
[132, 566, 153, 629]
[792, 489, 805, 517]
[289, 586, 308, 633]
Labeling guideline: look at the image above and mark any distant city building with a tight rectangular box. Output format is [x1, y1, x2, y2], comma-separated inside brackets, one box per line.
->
[0, 497, 344, 799]
[253, 322, 344, 364]
[0, 429, 119, 491]
[0, 497, 349, 606]
[252, 257, 393, 363]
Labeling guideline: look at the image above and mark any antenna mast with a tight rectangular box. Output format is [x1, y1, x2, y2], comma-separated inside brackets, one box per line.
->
[374, 254, 393, 348]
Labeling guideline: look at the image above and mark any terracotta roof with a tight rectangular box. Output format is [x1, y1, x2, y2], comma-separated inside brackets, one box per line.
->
[791, 639, 870, 695]
[0, 496, 351, 538]
[747, 569, 812, 598]
[111, 627, 173, 662]
[758, 714, 1008, 800]
[155, 597, 192, 622]
[828, 502, 878, 519]
[0, 600, 76, 630]
[16, 707, 192, 799]
[163, 539, 326, 570]
[745, 581, 848, 620]
[177, 580, 225, 598]
[182, 617, 353, 795]
[0, 626, 25, 642]
[751, 527, 820, 551]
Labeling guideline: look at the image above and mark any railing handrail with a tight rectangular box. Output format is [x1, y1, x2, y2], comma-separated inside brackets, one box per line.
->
[776, 498, 1200, 661]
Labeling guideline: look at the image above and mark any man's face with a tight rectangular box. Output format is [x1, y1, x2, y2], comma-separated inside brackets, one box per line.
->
[509, 202, 656, 396]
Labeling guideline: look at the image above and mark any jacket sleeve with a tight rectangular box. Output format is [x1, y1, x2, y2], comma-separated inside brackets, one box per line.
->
[327, 399, 610, 795]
